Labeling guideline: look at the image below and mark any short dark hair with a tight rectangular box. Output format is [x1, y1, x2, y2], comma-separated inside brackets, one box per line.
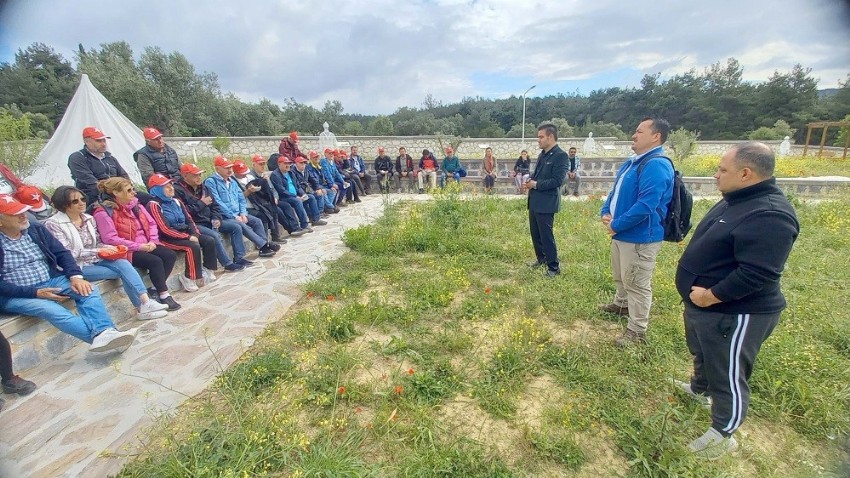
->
[51, 185, 86, 212]
[733, 141, 775, 177]
[642, 117, 671, 144]
[568, 147, 577, 152]
[538, 123, 558, 141]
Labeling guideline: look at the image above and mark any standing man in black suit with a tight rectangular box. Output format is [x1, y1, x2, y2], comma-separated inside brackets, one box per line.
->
[525, 124, 569, 277]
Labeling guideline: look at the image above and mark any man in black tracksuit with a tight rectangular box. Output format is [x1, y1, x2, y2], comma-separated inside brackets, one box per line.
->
[674, 142, 799, 459]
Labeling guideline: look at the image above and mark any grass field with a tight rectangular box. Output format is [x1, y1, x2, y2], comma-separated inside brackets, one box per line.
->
[117, 185, 850, 477]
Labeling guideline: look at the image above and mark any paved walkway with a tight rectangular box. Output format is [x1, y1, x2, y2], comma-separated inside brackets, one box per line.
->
[0, 194, 393, 478]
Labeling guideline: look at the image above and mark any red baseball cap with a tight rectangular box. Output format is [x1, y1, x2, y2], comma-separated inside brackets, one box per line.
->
[82, 126, 109, 140]
[180, 163, 205, 175]
[252, 154, 267, 164]
[147, 173, 173, 189]
[0, 194, 32, 215]
[214, 156, 234, 168]
[289, 131, 299, 141]
[308, 150, 319, 158]
[232, 160, 249, 175]
[294, 156, 309, 163]
[12, 185, 47, 212]
[323, 148, 333, 154]
[143, 127, 163, 140]
[280, 156, 294, 164]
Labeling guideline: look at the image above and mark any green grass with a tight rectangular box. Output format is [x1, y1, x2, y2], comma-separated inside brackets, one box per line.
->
[117, 188, 850, 477]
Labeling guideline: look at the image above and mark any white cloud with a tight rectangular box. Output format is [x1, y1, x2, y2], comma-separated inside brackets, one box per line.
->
[0, 0, 847, 114]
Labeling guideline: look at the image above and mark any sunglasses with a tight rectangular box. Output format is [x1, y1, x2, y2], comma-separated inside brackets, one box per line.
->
[70, 197, 87, 205]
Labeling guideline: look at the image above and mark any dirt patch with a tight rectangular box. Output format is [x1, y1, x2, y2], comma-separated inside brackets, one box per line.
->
[515, 374, 562, 429]
[573, 425, 630, 478]
[438, 394, 527, 467]
[547, 318, 619, 346]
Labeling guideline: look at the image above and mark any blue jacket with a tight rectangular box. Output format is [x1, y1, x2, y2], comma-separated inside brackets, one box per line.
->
[270, 168, 300, 199]
[0, 221, 83, 305]
[600, 146, 674, 243]
[307, 161, 333, 189]
[204, 173, 247, 219]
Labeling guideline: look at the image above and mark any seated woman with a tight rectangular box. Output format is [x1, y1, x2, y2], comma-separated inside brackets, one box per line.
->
[44, 186, 170, 320]
[91, 177, 181, 310]
[482, 147, 497, 194]
[146, 174, 218, 292]
[511, 150, 531, 195]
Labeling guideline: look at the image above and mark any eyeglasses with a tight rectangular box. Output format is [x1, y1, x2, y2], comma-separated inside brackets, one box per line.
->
[70, 197, 86, 205]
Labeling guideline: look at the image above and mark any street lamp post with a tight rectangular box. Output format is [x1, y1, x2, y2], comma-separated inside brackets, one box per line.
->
[521, 85, 536, 149]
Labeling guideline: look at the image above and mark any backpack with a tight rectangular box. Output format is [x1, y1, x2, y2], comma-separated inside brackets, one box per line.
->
[637, 155, 693, 242]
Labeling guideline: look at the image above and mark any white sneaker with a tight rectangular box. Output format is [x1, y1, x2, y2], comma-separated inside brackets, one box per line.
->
[178, 274, 199, 292]
[673, 379, 712, 408]
[138, 300, 168, 320]
[202, 268, 217, 284]
[90, 327, 137, 353]
[688, 428, 738, 460]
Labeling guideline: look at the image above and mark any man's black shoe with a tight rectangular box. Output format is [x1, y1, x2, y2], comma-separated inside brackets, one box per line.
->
[224, 262, 246, 271]
[258, 245, 276, 257]
[266, 242, 281, 252]
[237, 257, 255, 267]
[271, 237, 288, 244]
[545, 269, 560, 278]
[2, 375, 37, 395]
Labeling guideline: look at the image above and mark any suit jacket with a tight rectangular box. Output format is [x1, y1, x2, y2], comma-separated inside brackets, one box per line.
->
[528, 144, 569, 214]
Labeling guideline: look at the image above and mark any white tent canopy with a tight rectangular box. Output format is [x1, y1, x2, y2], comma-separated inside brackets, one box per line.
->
[26, 74, 144, 188]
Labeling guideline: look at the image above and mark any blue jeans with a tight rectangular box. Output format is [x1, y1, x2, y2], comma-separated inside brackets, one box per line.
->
[0, 276, 115, 343]
[82, 259, 146, 308]
[275, 201, 300, 233]
[281, 196, 309, 228]
[197, 225, 234, 267]
[242, 215, 268, 247]
[302, 194, 320, 221]
[440, 171, 461, 188]
[218, 219, 247, 261]
[317, 188, 335, 209]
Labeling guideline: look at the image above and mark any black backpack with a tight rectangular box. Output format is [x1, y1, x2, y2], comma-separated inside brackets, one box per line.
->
[637, 155, 693, 242]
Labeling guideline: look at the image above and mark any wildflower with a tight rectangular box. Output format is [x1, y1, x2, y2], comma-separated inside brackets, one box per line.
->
[338, 386, 346, 395]
[355, 406, 363, 414]
[394, 385, 404, 395]
[484, 287, 491, 294]
[327, 295, 335, 301]
[307, 291, 315, 298]
[407, 368, 415, 375]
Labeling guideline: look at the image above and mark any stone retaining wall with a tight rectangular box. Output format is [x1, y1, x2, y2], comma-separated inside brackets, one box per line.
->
[165, 136, 821, 160]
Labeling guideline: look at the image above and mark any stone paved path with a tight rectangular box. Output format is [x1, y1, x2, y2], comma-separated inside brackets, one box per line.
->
[0, 194, 395, 478]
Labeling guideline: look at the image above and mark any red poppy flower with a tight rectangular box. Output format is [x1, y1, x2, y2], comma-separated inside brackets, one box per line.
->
[307, 291, 315, 298]
[407, 368, 415, 375]
[327, 295, 335, 301]
[393, 385, 404, 395]
[338, 386, 346, 394]
[484, 287, 491, 294]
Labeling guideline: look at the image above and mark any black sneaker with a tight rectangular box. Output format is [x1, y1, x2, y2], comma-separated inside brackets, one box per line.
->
[237, 257, 255, 267]
[266, 242, 281, 252]
[312, 219, 328, 226]
[147, 287, 159, 299]
[161, 295, 181, 311]
[2, 375, 37, 396]
[258, 245, 276, 257]
[224, 262, 246, 272]
[271, 237, 288, 244]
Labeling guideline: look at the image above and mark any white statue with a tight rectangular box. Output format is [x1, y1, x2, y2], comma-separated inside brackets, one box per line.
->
[583, 132, 597, 155]
[779, 136, 792, 156]
[317, 122, 338, 152]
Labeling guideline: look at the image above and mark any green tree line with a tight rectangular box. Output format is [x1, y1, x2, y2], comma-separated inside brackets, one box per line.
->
[1, 43, 848, 143]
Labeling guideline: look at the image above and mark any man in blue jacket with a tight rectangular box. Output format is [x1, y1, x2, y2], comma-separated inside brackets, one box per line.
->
[674, 142, 799, 459]
[599, 117, 674, 346]
[203, 156, 279, 258]
[0, 194, 138, 353]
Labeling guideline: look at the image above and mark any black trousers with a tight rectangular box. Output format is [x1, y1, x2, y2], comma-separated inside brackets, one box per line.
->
[684, 304, 780, 436]
[161, 236, 217, 280]
[0, 332, 13, 381]
[132, 246, 177, 293]
[528, 209, 558, 272]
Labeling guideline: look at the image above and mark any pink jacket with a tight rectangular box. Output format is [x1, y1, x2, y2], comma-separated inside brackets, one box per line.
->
[92, 198, 161, 252]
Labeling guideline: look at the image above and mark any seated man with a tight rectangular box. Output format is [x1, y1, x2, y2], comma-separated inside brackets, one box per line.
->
[232, 159, 292, 242]
[204, 156, 280, 258]
[418, 149, 439, 193]
[173, 163, 246, 270]
[374, 147, 394, 194]
[441, 146, 462, 188]
[395, 147, 416, 193]
[322, 149, 349, 206]
[0, 194, 138, 353]
[292, 156, 333, 218]
[306, 151, 339, 213]
[270, 156, 322, 233]
[349, 145, 372, 195]
[68, 127, 130, 205]
[134, 127, 182, 186]
[563, 147, 582, 196]
[249, 154, 300, 240]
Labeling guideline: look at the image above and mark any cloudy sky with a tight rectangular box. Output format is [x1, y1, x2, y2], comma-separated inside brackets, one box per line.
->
[1, 0, 849, 115]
